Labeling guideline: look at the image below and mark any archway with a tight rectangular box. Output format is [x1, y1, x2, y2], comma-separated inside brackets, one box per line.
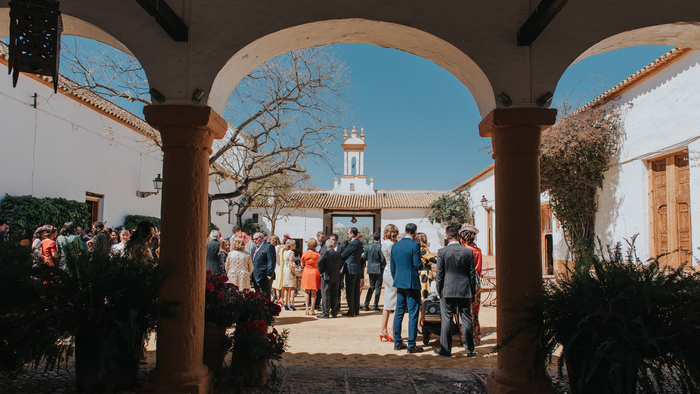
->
[209, 19, 496, 118]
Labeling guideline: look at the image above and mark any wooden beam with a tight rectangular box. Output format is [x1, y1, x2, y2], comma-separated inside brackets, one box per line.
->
[517, 0, 570, 46]
[135, 0, 188, 42]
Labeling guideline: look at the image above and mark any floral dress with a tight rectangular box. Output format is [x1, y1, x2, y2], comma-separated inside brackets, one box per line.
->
[226, 250, 253, 290]
[282, 249, 296, 288]
[419, 248, 437, 300]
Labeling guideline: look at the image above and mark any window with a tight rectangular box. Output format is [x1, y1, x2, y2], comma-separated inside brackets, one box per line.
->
[252, 213, 259, 223]
[649, 151, 692, 268]
[350, 183, 355, 191]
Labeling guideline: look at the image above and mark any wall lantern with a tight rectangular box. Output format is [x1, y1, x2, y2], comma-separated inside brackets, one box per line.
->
[351, 215, 357, 224]
[8, 0, 63, 93]
[480, 195, 489, 209]
[137, 174, 163, 198]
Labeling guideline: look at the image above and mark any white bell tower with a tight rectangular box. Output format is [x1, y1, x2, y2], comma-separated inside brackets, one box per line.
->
[332, 126, 375, 194]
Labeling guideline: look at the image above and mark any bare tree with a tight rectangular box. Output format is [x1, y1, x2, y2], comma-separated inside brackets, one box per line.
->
[258, 172, 313, 235]
[60, 39, 350, 226]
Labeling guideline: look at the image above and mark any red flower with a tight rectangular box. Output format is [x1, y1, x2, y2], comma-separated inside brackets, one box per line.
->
[206, 282, 215, 292]
[206, 269, 212, 276]
[219, 275, 229, 282]
[216, 292, 224, 300]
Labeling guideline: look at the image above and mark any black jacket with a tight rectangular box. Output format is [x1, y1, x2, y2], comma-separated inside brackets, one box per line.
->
[436, 242, 476, 298]
[340, 238, 364, 275]
[317, 248, 342, 282]
[364, 241, 386, 274]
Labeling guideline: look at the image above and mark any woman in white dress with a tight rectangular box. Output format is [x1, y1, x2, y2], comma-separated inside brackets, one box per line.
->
[226, 237, 254, 290]
[270, 235, 285, 303]
[281, 238, 297, 311]
[380, 224, 399, 342]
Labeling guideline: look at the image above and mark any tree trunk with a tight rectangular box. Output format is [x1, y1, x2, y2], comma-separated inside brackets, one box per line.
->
[207, 196, 213, 228]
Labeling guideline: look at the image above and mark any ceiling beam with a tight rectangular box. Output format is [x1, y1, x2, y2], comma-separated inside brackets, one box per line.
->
[517, 0, 570, 46]
[135, 0, 188, 42]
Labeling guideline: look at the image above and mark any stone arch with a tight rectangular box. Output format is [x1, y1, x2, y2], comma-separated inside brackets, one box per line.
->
[209, 18, 495, 118]
[0, 10, 134, 56]
[571, 22, 700, 65]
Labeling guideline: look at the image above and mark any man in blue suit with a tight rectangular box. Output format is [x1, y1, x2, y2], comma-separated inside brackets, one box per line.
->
[391, 223, 424, 353]
[340, 227, 364, 316]
[251, 232, 276, 299]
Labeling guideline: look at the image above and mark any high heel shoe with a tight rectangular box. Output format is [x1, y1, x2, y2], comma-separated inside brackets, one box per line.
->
[284, 304, 289, 311]
[290, 305, 297, 311]
[379, 332, 392, 342]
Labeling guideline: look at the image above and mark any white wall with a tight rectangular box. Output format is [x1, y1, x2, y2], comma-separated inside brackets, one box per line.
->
[595, 51, 700, 264]
[244, 207, 324, 242]
[0, 71, 163, 228]
[381, 208, 443, 252]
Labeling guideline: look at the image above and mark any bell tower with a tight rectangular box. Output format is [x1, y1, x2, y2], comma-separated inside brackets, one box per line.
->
[332, 126, 375, 194]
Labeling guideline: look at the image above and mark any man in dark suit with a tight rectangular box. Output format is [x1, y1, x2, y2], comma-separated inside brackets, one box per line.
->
[391, 223, 424, 353]
[251, 232, 276, 299]
[363, 231, 386, 311]
[205, 230, 221, 274]
[316, 238, 342, 318]
[314, 231, 326, 311]
[340, 227, 363, 316]
[435, 225, 477, 357]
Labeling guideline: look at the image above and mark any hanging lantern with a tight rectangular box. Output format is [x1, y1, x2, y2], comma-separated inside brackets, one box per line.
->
[8, 0, 63, 93]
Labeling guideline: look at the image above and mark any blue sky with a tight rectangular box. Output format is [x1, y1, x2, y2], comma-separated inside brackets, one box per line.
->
[54, 39, 673, 192]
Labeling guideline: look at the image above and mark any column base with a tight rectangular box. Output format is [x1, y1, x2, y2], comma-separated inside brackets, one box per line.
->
[143, 365, 214, 394]
[487, 368, 554, 394]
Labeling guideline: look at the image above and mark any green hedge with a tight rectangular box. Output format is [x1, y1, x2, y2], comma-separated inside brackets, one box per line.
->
[122, 214, 161, 231]
[0, 194, 90, 233]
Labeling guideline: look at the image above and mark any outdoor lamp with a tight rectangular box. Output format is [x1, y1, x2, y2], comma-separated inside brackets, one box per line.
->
[480, 195, 489, 209]
[137, 174, 163, 198]
[351, 215, 357, 224]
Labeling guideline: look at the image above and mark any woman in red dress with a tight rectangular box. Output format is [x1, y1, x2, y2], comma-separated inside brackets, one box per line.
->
[459, 224, 483, 345]
[300, 238, 321, 315]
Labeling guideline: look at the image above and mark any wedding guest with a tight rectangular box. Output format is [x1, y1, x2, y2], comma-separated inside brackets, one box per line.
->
[317, 238, 342, 318]
[111, 228, 131, 257]
[391, 223, 423, 353]
[19, 229, 33, 248]
[219, 238, 230, 275]
[300, 238, 321, 315]
[363, 231, 385, 311]
[57, 222, 84, 267]
[380, 224, 399, 342]
[32, 226, 46, 255]
[416, 232, 437, 301]
[124, 221, 156, 261]
[226, 237, 253, 289]
[459, 223, 483, 345]
[41, 226, 59, 266]
[109, 228, 119, 244]
[270, 235, 285, 303]
[281, 238, 297, 311]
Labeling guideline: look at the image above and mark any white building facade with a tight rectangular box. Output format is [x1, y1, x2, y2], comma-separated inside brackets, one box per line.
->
[0, 46, 234, 235]
[457, 48, 700, 273]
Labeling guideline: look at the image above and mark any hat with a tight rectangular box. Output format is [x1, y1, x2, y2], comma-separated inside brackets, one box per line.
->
[459, 224, 479, 234]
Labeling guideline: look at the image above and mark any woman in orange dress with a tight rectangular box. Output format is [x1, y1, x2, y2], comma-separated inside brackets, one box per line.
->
[300, 238, 321, 315]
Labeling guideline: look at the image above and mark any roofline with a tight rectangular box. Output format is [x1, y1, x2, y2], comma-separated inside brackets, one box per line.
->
[453, 163, 495, 192]
[0, 42, 159, 141]
[577, 47, 693, 112]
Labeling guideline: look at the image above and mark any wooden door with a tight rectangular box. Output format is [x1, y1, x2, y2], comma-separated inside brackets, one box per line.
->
[676, 153, 692, 265]
[650, 152, 692, 268]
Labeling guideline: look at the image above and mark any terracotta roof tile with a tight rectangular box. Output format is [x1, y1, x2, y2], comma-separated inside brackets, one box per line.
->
[0, 42, 160, 142]
[252, 190, 448, 210]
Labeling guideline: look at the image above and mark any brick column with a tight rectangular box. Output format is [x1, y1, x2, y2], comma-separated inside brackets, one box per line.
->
[480, 108, 557, 394]
[143, 105, 227, 394]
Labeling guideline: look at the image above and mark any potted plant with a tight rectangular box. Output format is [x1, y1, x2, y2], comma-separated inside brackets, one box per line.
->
[229, 289, 287, 387]
[498, 238, 700, 394]
[0, 245, 158, 392]
[203, 270, 238, 375]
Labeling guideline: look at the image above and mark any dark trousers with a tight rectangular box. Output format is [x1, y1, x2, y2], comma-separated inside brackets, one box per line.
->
[254, 276, 272, 300]
[439, 297, 474, 355]
[345, 273, 361, 315]
[321, 278, 340, 316]
[364, 273, 383, 309]
[315, 282, 323, 309]
[393, 288, 421, 347]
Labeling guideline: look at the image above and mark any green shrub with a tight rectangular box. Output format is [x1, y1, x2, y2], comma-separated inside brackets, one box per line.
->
[122, 214, 161, 231]
[0, 194, 90, 234]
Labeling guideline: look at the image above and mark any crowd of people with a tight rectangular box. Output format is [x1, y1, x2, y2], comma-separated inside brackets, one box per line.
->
[205, 222, 483, 357]
[0, 217, 160, 266]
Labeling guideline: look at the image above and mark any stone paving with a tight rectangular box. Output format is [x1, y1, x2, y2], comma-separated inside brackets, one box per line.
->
[1, 364, 576, 393]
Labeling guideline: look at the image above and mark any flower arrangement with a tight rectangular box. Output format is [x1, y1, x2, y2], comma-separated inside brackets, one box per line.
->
[204, 270, 239, 328]
[230, 289, 288, 361]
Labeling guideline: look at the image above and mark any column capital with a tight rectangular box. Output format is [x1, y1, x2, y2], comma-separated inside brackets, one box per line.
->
[144, 105, 227, 140]
[478, 108, 557, 138]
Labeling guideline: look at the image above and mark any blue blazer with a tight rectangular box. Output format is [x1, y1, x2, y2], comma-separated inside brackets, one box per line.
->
[390, 237, 422, 290]
[252, 241, 276, 282]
